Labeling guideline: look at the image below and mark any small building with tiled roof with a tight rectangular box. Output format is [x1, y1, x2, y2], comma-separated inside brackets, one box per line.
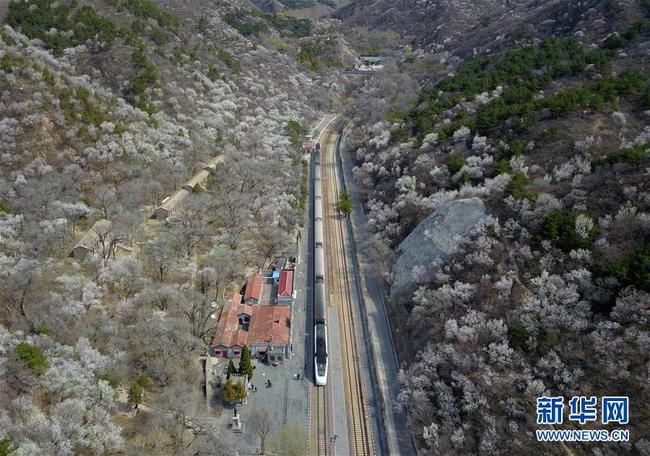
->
[210, 292, 291, 362]
[70, 219, 112, 260]
[277, 270, 294, 305]
[243, 272, 263, 304]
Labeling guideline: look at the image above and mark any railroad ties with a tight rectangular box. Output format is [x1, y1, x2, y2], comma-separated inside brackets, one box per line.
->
[319, 127, 375, 456]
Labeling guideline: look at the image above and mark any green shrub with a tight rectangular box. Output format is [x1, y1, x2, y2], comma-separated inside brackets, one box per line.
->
[198, 14, 209, 32]
[285, 120, 304, 147]
[264, 12, 311, 38]
[390, 127, 408, 143]
[113, 123, 126, 135]
[591, 143, 648, 168]
[408, 38, 622, 137]
[224, 11, 268, 37]
[135, 373, 150, 388]
[297, 43, 321, 72]
[128, 382, 143, 407]
[1, 52, 23, 73]
[99, 374, 120, 388]
[72, 6, 118, 47]
[0, 438, 17, 456]
[123, 0, 178, 30]
[292, 159, 308, 212]
[128, 45, 158, 113]
[536, 209, 597, 252]
[607, 0, 621, 14]
[224, 9, 311, 38]
[509, 322, 529, 350]
[217, 48, 240, 74]
[277, 0, 314, 7]
[622, 21, 647, 41]
[14, 343, 48, 374]
[7, 0, 117, 55]
[505, 172, 537, 200]
[207, 66, 221, 82]
[34, 324, 51, 336]
[147, 26, 170, 45]
[339, 191, 352, 216]
[594, 243, 650, 291]
[604, 33, 625, 50]
[7, 0, 72, 54]
[493, 158, 511, 174]
[446, 153, 466, 175]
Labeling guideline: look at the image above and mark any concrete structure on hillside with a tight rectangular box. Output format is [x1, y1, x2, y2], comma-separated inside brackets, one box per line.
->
[153, 189, 191, 220]
[358, 55, 385, 72]
[210, 292, 291, 362]
[70, 219, 112, 260]
[152, 155, 223, 220]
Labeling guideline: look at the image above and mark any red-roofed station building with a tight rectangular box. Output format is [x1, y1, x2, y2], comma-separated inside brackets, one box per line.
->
[243, 272, 263, 304]
[277, 270, 294, 305]
[211, 293, 291, 362]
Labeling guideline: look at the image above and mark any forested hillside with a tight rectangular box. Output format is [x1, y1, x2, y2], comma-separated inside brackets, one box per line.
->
[342, 1, 650, 454]
[0, 0, 340, 452]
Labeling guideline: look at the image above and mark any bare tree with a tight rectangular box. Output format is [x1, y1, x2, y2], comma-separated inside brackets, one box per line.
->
[252, 222, 290, 269]
[213, 189, 250, 250]
[249, 408, 273, 455]
[95, 223, 126, 265]
[144, 235, 177, 281]
[91, 183, 118, 219]
[203, 245, 243, 299]
[178, 288, 219, 341]
[2, 258, 41, 322]
[169, 195, 209, 258]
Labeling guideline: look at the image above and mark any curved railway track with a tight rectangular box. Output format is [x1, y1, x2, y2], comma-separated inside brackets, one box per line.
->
[320, 127, 374, 456]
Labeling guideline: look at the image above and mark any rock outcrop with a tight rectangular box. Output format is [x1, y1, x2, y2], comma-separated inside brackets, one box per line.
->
[390, 197, 487, 297]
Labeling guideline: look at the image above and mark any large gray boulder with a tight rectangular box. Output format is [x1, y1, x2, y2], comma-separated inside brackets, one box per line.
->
[390, 197, 487, 297]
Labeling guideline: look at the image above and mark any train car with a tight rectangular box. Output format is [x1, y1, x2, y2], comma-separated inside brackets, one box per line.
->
[314, 245, 325, 282]
[314, 281, 328, 386]
[314, 180, 322, 201]
[314, 220, 324, 248]
[314, 197, 323, 221]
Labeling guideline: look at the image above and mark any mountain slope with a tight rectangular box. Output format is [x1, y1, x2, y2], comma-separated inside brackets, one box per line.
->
[341, 1, 650, 454]
[336, 0, 647, 59]
[0, 0, 340, 453]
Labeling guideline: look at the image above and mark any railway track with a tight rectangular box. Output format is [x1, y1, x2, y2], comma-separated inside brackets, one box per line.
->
[320, 127, 374, 456]
[311, 385, 328, 456]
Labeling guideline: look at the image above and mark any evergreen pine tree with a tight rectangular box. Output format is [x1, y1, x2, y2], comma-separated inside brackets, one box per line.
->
[227, 359, 237, 379]
[239, 345, 254, 380]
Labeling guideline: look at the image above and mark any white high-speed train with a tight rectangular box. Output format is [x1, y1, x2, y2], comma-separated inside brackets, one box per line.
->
[312, 145, 328, 386]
